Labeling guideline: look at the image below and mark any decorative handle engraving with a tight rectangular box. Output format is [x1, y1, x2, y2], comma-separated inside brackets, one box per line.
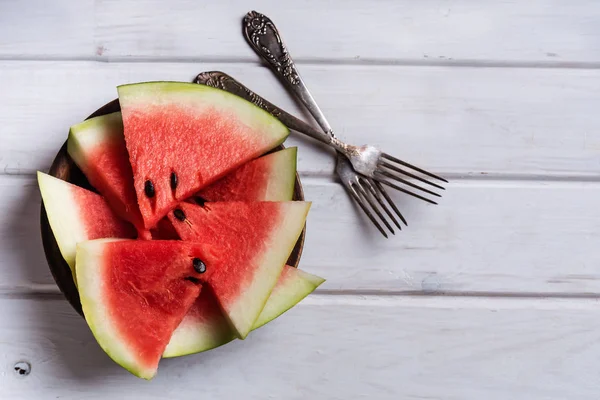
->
[243, 11, 300, 86]
[243, 10, 335, 137]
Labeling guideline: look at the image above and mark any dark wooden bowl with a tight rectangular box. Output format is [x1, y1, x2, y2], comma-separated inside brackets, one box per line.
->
[40, 99, 306, 316]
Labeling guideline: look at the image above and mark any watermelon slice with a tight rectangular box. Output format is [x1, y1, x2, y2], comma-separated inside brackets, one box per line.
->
[76, 239, 206, 379]
[76, 237, 303, 379]
[196, 147, 297, 202]
[67, 112, 145, 235]
[163, 265, 324, 357]
[117, 81, 289, 229]
[37, 172, 135, 274]
[166, 201, 310, 338]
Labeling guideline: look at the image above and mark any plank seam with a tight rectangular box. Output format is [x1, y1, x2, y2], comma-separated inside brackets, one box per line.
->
[3, 55, 600, 70]
[6, 170, 600, 184]
[5, 287, 600, 300]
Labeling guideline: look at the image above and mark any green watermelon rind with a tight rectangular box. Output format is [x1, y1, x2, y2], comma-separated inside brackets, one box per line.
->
[116, 81, 289, 149]
[253, 268, 325, 329]
[162, 267, 325, 358]
[38, 172, 87, 274]
[67, 112, 124, 173]
[261, 147, 297, 202]
[162, 302, 234, 358]
[76, 238, 157, 380]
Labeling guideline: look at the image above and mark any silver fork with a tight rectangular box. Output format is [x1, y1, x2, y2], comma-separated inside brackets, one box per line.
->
[195, 71, 406, 237]
[242, 12, 447, 206]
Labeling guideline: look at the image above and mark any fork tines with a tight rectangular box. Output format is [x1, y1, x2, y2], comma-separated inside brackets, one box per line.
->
[374, 153, 447, 205]
[349, 177, 407, 238]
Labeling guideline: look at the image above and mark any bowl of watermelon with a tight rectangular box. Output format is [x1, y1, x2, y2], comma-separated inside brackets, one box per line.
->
[39, 81, 324, 380]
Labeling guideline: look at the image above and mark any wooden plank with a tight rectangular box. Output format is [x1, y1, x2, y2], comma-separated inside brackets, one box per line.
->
[0, 0, 94, 58]
[2, 0, 600, 64]
[1, 295, 600, 399]
[0, 176, 56, 292]
[4, 174, 600, 296]
[303, 178, 600, 295]
[91, 0, 600, 64]
[2, 61, 600, 177]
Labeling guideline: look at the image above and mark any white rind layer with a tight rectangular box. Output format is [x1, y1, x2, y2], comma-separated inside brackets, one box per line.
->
[116, 81, 289, 145]
[262, 147, 297, 201]
[253, 267, 325, 329]
[38, 172, 87, 273]
[67, 112, 124, 170]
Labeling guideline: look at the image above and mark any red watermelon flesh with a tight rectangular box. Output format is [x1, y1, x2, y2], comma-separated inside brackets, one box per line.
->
[67, 112, 146, 236]
[117, 81, 289, 230]
[76, 239, 210, 379]
[196, 147, 297, 202]
[166, 201, 310, 338]
[150, 218, 180, 240]
[37, 171, 136, 275]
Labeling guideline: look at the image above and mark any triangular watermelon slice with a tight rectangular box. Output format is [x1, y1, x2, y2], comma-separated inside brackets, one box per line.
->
[196, 147, 297, 202]
[37, 172, 135, 274]
[117, 81, 289, 229]
[67, 113, 146, 235]
[163, 265, 324, 357]
[76, 237, 302, 379]
[76, 239, 207, 379]
[166, 201, 310, 338]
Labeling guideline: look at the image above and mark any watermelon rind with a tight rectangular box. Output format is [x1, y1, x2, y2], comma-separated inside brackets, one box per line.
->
[252, 267, 325, 329]
[163, 266, 325, 358]
[75, 239, 157, 379]
[265, 147, 297, 201]
[117, 82, 289, 141]
[38, 172, 87, 272]
[67, 112, 124, 164]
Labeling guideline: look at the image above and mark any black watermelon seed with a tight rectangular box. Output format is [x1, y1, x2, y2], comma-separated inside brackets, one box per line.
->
[173, 208, 186, 221]
[185, 276, 201, 284]
[192, 258, 206, 274]
[194, 196, 206, 207]
[170, 172, 178, 190]
[144, 180, 155, 198]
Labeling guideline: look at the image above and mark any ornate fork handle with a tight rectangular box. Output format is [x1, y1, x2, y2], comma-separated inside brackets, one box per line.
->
[243, 11, 342, 146]
[195, 71, 339, 148]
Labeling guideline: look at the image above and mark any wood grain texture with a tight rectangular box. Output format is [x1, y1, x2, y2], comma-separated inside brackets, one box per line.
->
[2, 61, 600, 178]
[1, 296, 600, 399]
[95, 0, 600, 64]
[0, 0, 94, 58]
[6, 174, 600, 296]
[2, 1, 600, 397]
[3, 0, 600, 64]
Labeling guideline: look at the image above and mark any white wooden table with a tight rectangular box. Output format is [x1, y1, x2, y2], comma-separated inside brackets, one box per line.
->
[2, 1, 600, 398]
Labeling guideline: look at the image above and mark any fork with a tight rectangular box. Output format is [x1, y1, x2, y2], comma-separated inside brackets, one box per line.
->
[195, 71, 406, 237]
[242, 11, 447, 207]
